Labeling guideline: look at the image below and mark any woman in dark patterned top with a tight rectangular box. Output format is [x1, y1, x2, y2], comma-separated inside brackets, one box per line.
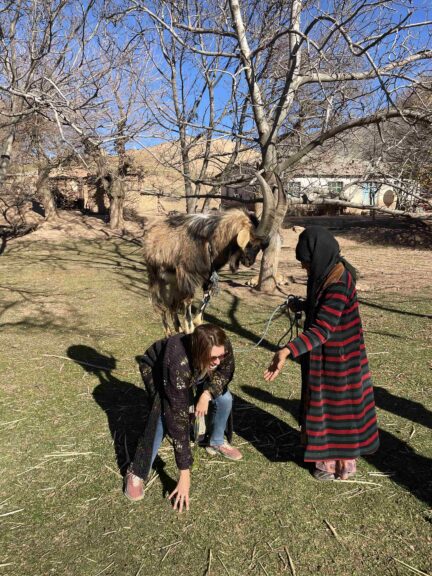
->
[264, 226, 379, 481]
[125, 324, 242, 510]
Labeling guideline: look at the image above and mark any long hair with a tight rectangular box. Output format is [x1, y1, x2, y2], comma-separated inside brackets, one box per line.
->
[191, 324, 227, 375]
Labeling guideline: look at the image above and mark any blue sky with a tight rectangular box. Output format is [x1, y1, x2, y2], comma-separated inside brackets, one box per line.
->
[115, 0, 432, 151]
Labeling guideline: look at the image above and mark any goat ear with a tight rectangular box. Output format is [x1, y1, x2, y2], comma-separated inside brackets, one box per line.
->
[237, 229, 250, 249]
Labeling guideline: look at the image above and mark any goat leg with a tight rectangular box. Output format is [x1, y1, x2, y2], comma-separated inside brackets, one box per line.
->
[193, 312, 204, 327]
[172, 311, 182, 333]
[182, 301, 195, 334]
[161, 310, 173, 337]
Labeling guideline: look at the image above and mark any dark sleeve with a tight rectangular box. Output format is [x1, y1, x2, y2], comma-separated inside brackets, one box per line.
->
[139, 338, 167, 368]
[162, 338, 193, 470]
[137, 338, 167, 397]
[204, 338, 235, 398]
[286, 281, 349, 359]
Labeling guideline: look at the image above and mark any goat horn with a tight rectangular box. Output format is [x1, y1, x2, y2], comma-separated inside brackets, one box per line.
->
[254, 172, 276, 239]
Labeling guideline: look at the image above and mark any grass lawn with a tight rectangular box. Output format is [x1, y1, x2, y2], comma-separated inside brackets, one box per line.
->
[0, 238, 431, 576]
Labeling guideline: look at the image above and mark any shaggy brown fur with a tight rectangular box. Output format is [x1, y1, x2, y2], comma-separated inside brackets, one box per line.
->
[143, 172, 287, 335]
[143, 208, 263, 334]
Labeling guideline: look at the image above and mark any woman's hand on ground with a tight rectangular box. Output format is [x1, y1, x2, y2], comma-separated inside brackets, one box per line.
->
[195, 391, 211, 418]
[264, 348, 291, 381]
[168, 469, 190, 513]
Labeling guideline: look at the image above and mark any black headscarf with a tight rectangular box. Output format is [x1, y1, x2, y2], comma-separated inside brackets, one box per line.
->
[295, 226, 356, 318]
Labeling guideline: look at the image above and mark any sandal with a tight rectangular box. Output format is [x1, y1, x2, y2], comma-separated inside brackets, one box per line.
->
[313, 469, 335, 481]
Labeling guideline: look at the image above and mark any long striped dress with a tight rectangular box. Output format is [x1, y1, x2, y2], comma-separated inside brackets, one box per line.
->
[286, 268, 379, 462]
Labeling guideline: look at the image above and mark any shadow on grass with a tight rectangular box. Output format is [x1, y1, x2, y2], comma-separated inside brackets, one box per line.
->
[374, 386, 432, 430]
[241, 385, 301, 422]
[363, 330, 406, 339]
[358, 298, 432, 319]
[6, 236, 149, 299]
[232, 392, 306, 468]
[371, 387, 432, 503]
[66, 344, 176, 497]
[67, 345, 148, 473]
[365, 430, 432, 506]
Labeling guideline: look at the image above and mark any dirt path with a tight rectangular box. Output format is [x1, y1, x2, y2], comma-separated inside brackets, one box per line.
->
[222, 226, 431, 303]
[278, 240, 431, 296]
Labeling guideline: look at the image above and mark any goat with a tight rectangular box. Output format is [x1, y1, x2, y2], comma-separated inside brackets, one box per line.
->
[142, 173, 287, 335]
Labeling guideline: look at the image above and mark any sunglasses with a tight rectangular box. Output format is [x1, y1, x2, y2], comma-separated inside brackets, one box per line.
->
[209, 352, 227, 362]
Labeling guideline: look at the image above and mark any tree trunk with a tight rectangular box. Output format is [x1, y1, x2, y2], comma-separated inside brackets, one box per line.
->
[258, 232, 281, 292]
[109, 195, 125, 230]
[36, 164, 58, 221]
[256, 154, 284, 292]
[109, 177, 125, 230]
[40, 183, 59, 221]
[0, 131, 15, 182]
[201, 195, 212, 212]
[201, 185, 219, 212]
[94, 183, 108, 214]
[185, 181, 198, 213]
[0, 97, 20, 182]
[183, 151, 197, 213]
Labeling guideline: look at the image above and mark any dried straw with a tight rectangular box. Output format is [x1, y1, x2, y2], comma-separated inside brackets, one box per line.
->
[393, 558, 431, 576]
[284, 546, 297, 576]
[205, 548, 213, 575]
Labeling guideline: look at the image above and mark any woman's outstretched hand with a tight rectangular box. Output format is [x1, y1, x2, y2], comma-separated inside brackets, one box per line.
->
[264, 347, 291, 381]
[168, 469, 190, 513]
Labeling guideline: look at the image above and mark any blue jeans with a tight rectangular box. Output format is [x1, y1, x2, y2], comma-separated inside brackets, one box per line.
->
[150, 389, 233, 467]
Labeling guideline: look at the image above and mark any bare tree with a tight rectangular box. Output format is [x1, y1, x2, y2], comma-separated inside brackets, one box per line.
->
[32, 120, 77, 221]
[78, 23, 153, 230]
[0, 1, 152, 230]
[0, 100, 80, 222]
[116, 0, 432, 289]
[109, 0, 255, 213]
[0, 1, 93, 177]
[230, 0, 432, 288]
[0, 0, 103, 226]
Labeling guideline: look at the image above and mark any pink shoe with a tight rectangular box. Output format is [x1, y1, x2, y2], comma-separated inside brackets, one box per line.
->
[206, 441, 243, 461]
[124, 469, 144, 501]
